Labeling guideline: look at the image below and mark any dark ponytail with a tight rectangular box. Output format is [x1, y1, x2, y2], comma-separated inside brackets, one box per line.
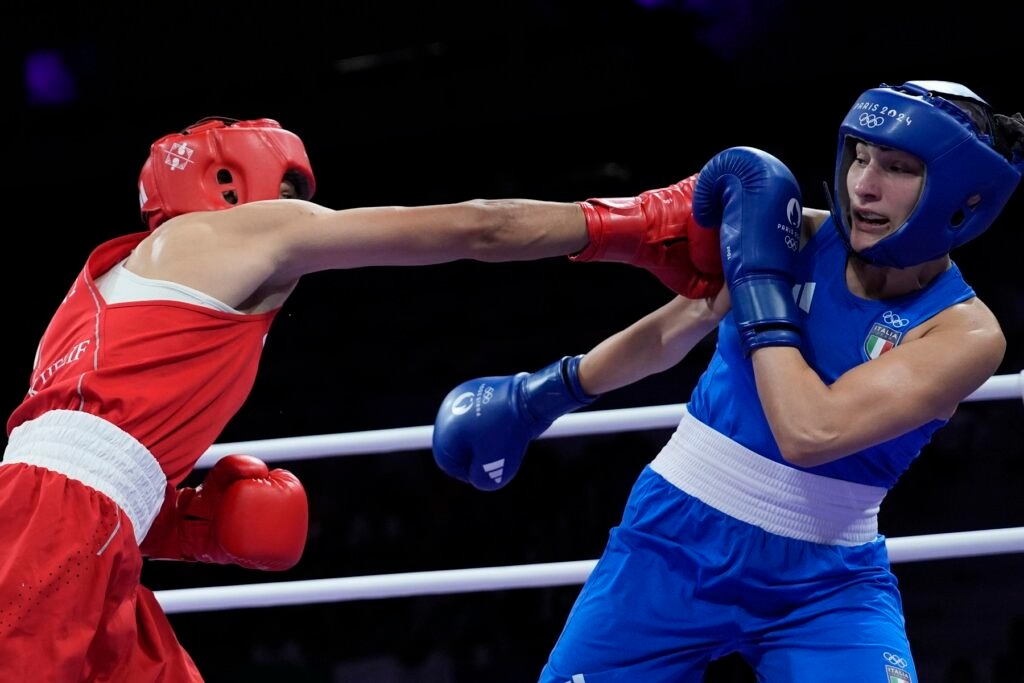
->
[993, 112, 1024, 162]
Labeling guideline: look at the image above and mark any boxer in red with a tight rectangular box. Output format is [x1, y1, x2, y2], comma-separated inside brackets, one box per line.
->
[0, 116, 723, 681]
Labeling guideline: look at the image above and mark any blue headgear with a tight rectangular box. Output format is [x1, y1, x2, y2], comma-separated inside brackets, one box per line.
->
[833, 81, 1023, 267]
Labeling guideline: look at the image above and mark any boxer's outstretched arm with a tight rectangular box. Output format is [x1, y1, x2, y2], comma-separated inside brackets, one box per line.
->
[129, 198, 588, 308]
[577, 292, 728, 395]
[431, 292, 727, 491]
[130, 173, 729, 313]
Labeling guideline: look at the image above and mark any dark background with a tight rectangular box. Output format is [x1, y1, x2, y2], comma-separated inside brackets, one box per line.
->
[6, 1, 1024, 680]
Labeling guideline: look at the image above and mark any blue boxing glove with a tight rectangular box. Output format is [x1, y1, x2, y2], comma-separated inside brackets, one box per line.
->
[692, 146, 803, 355]
[432, 355, 597, 491]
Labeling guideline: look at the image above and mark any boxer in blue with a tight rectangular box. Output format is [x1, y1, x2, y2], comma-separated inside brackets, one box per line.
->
[432, 81, 1024, 681]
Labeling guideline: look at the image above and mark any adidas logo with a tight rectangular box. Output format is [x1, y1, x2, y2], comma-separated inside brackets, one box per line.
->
[563, 675, 586, 683]
[482, 459, 505, 484]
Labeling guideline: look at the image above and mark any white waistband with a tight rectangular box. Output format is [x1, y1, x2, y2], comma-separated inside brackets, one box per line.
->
[650, 407, 886, 546]
[2, 410, 167, 543]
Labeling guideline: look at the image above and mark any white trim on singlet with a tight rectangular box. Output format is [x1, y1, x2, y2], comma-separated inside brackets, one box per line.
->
[650, 406, 887, 546]
[95, 259, 241, 313]
[2, 410, 167, 544]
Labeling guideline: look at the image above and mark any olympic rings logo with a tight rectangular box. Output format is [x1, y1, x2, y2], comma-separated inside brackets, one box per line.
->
[784, 235, 799, 252]
[883, 652, 909, 668]
[883, 310, 909, 328]
[858, 113, 886, 128]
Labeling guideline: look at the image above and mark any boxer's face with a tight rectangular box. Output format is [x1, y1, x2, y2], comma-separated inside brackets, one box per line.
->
[279, 179, 299, 199]
[845, 142, 925, 253]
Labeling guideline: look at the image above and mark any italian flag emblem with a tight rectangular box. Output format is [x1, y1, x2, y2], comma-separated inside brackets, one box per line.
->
[886, 665, 912, 682]
[864, 323, 902, 360]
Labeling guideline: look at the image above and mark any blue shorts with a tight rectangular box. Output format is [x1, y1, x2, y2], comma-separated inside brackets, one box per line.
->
[540, 466, 917, 682]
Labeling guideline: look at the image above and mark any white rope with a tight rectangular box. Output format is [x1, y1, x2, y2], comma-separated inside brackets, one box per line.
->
[155, 526, 1024, 614]
[161, 371, 1024, 615]
[963, 370, 1023, 402]
[885, 526, 1024, 563]
[197, 370, 1023, 467]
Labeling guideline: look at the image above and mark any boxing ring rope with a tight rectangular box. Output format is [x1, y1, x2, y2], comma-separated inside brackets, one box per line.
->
[196, 370, 1024, 468]
[157, 371, 1024, 615]
[158, 528, 1024, 614]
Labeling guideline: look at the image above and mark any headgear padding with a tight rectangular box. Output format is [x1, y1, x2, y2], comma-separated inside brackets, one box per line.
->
[138, 117, 316, 230]
[834, 81, 1022, 267]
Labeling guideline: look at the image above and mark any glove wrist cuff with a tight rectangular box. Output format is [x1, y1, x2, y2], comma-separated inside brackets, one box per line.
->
[562, 354, 596, 404]
[730, 277, 802, 356]
[519, 355, 597, 423]
[740, 328, 802, 355]
[570, 199, 645, 263]
[730, 277, 798, 325]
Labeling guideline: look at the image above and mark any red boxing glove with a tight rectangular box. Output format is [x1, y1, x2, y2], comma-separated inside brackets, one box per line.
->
[140, 454, 308, 571]
[571, 174, 723, 299]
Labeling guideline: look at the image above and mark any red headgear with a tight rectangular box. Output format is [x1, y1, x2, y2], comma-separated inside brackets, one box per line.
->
[138, 117, 316, 230]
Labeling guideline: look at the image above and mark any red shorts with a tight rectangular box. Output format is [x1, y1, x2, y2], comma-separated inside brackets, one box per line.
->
[0, 463, 203, 682]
